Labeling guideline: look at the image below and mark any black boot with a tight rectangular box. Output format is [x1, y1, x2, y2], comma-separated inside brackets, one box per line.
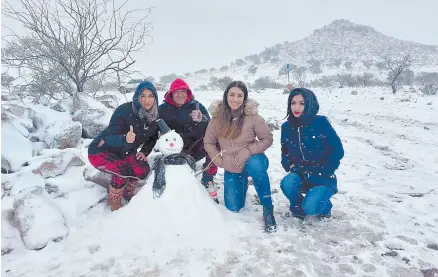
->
[263, 205, 277, 233]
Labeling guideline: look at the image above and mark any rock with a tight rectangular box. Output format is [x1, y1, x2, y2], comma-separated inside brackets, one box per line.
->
[1, 94, 10, 101]
[427, 102, 432, 105]
[386, 243, 404, 251]
[44, 121, 82, 149]
[72, 92, 107, 114]
[32, 142, 48, 156]
[351, 90, 358, 95]
[380, 97, 385, 100]
[267, 122, 279, 131]
[396, 235, 418, 245]
[362, 264, 377, 273]
[44, 184, 60, 195]
[424, 126, 430, 130]
[337, 264, 355, 275]
[381, 251, 398, 257]
[31, 149, 85, 178]
[1, 157, 12, 174]
[72, 108, 111, 138]
[11, 186, 68, 250]
[421, 268, 438, 277]
[83, 167, 112, 189]
[9, 172, 46, 197]
[1, 123, 34, 172]
[1, 181, 12, 198]
[96, 95, 119, 109]
[51, 98, 73, 113]
[36, 95, 51, 106]
[1, 104, 36, 133]
[402, 257, 410, 264]
[427, 243, 438, 250]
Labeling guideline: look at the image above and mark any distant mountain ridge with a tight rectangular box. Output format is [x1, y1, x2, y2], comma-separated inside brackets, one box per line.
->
[188, 19, 438, 77]
[272, 19, 438, 67]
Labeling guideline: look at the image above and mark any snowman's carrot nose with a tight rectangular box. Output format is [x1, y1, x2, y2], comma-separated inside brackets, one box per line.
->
[170, 143, 174, 147]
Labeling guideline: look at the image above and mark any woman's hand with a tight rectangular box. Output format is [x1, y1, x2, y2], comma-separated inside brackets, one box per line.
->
[126, 125, 136, 143]
[136, 152, 147, 161]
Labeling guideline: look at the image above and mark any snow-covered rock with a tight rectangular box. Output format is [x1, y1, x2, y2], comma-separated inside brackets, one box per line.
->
[44, 121, 82, 149]
[1, 122, 34, 172]
[51, 98, 73, 113]
[11, 186, 68, 250]
[72, 92, 107, 114]
[96, 94, 119, 109]
[82, 166, 112, 189]
[30, 149, 85, 178]
[1, 180, 12, 198]
[1, 207, 24, 256]
[72, 108, 111, 139]
[32, 141, 49, 156]
[7, 172, 46, 197]
[1, 103, 36, 133]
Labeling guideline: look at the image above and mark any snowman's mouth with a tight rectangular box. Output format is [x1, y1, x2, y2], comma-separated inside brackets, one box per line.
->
[165, 147, 181, 152]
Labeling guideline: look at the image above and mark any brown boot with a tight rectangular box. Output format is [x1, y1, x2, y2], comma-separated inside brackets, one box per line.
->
[124, 180, 137, 201]
[108, 186, 124, 211]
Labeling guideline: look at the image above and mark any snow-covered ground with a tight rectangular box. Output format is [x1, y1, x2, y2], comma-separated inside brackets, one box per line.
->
[1, 86, 438, 277]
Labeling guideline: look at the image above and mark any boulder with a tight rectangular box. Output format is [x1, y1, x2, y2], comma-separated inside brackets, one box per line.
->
[72, 109, 111, 139]
[11, 186, 68, 250]
[44, 121, 82, 149]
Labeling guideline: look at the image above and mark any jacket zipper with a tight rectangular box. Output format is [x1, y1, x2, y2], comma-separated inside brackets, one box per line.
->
[297, 127, 310, 178]
[231, 140, 243, 169]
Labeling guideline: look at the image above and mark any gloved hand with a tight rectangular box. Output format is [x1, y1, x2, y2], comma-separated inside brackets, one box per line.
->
[290, 164, 308, 175]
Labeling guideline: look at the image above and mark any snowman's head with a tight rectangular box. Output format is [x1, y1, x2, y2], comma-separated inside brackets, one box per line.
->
[157, 130, 184, 155]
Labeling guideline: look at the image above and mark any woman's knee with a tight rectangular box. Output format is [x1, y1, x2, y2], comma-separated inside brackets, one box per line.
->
[224, 172, 246, 212]
[245, 154, 269, 175]
[280, 173, 302, 194]
[302, 186, 334, 215]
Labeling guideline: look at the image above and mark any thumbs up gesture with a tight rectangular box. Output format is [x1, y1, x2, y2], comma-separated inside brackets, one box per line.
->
[191, 103, 202, 122]
[126, 125, 136, 143]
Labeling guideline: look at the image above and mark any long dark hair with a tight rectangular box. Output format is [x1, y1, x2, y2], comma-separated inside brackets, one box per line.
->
[217, 81, 248, 139]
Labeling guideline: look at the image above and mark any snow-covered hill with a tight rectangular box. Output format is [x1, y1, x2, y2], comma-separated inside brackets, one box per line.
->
[177, 19, 438, 88]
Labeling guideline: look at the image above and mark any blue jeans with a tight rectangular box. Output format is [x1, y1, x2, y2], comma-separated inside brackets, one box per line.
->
[280, 173, 334, 217]
[224, 154, 273, 212]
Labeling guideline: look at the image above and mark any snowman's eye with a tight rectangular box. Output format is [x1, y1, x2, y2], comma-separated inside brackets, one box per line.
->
[165, 138, 168, 142]
[173, 138, 176, 141]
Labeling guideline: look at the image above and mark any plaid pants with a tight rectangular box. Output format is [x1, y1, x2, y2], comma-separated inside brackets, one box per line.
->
[88, 152, 150, 189]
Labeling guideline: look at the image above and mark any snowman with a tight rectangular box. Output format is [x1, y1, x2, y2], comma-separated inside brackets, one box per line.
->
[122, 119, 223, 229]
[150, 119, 197, 198]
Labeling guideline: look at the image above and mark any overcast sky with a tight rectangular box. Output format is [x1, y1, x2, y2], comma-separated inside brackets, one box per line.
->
[2, 0, 438, 78]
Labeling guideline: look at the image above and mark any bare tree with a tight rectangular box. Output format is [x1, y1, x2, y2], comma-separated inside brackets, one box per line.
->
[248, 65, 258, 75]
[2, 0, 152, 93]
[378, 54, 413, 94]
[329, 58, 342, 68]
[362, 60, 373, 70]
[1, 73, 15, 93]
[292, 66, 307, 87]
[307, 59, 323, 74]
[216, 76, 233, 90]
[356, 72, 375, 87]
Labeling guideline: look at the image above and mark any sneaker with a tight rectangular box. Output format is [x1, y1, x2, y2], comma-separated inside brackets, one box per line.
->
[206, 181, 219, 204]
[262, 205, 277, 233]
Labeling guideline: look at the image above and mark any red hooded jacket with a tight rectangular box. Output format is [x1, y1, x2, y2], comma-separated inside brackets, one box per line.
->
[164, 78, 193, 106]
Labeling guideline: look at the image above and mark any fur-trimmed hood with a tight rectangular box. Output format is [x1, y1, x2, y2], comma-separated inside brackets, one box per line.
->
[208, 99, 259, 118]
